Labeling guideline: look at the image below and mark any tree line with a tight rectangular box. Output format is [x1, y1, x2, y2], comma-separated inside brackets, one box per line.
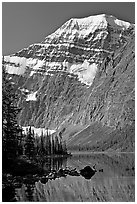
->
[21, 126, 68, 159]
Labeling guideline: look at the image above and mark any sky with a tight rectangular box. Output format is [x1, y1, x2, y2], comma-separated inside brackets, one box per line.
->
[2, 2, 135, 56]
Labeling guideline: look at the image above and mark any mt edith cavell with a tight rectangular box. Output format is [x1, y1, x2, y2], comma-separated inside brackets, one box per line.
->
[4, 14, 135, 152]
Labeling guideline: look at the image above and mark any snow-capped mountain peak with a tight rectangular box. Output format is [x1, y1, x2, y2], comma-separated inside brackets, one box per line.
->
[4, 14, 134, 87]
[52, 14, 132, 38]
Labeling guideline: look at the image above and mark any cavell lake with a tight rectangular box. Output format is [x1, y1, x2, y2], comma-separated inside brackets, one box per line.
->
[3, 153, 135, 202]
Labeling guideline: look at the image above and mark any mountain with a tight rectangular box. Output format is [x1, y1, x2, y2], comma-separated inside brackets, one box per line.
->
[3, 14, 135, 152]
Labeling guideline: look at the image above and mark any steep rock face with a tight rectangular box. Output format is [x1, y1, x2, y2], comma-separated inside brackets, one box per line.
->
[3, 14, 135, 151]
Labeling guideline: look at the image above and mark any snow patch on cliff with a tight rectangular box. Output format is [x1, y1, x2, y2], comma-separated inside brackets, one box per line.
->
[4, 56, 46, 76]
[70, 60, 98, 86]
[5, 56, 26, 65]
[5, 56, 26, 75]
[20, 88, 29, 93]
[5, 65, 26, 75]
[22, 126, 56, 136]
[32, 59, 45, 70]
[114, 18, 130, 29]
[26, 91, 37, 101]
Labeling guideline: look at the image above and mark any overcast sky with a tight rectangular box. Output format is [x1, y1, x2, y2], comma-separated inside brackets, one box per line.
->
[2, 2, 135, 56]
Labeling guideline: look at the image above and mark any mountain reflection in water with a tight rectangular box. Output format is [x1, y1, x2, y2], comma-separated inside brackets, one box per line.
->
[4, 153, 135, 202]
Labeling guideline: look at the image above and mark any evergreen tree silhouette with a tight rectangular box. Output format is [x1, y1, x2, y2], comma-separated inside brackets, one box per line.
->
[35, 134, 40, 156]
[25, 126, 35, 159]
[62, 141, 67, 155]
[54, 135, 59, 154]
[2, 61, 21, 161]
[45, 128, 51, 155]
[39, 130, 45, 156]
[51, 135, 55, 155]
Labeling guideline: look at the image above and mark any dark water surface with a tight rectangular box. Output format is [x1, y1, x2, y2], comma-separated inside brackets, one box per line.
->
[3, 153, 135, 202]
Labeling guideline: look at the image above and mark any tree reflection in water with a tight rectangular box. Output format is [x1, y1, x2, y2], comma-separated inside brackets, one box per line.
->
[3, 153, 135, 202]
[41, 156, 67, 172]
[15, 156, 68, 202]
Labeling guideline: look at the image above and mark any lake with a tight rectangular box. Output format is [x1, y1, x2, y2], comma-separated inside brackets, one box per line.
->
[3, 153, 135, 202]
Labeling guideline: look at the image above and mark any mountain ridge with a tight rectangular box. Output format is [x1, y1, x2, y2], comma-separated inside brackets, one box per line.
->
[3, 14, 135, 151]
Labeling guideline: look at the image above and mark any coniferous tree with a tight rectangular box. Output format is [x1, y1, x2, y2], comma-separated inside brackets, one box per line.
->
[39, 130, 45, 156]
[35, 134, 40, 156]
[45, 128, 51, 155]
[54, 135, 59, 154]
[17, 130, 24, 156]
[62, 141, 67, 155]
[58, 133, 63, 154]
[25, 126, 35, 159]
[51, 135, 55, 155]
[2, 62, 21, 161]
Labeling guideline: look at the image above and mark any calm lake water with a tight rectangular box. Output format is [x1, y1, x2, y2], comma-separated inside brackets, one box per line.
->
[3, 153, 135, 202]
